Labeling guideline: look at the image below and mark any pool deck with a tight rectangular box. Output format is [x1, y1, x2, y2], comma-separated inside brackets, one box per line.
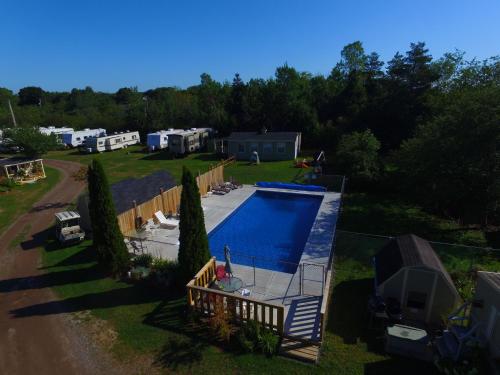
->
[127, 184, 341, 341]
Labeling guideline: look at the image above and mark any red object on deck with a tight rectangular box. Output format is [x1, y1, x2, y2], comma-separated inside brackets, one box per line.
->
[216, 265, 226, 281]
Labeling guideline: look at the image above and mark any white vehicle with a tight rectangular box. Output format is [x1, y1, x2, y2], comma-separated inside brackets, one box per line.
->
[84, 131, 140, 153]
[55, 211, 85, 244]
[146, 128, 184, 151]
[168, 128, 212, 155]
[60, 128, 106, 147]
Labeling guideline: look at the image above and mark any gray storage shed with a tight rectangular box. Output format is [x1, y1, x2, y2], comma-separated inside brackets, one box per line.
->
[374, 234, 460, 325]
[222, 130, 301, 161]
[471, 271, 500, 359]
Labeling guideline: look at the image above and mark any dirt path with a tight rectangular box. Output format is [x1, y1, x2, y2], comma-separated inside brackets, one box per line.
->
[0, 159, 121, 375]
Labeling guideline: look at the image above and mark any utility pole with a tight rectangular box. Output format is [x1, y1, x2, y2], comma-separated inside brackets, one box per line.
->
[8, 100, 17, 127]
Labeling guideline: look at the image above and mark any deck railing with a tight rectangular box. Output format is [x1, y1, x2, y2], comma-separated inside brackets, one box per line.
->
[186, 257, 285, 335]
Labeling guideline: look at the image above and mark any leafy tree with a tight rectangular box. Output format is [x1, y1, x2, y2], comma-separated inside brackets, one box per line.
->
[18, 86, 44, 106]
[5, 127, 59, 157]
[394, 85, 500, 225]
[335, 130, 381, 184]
[178, 166, 211, 283]
[87, 159, 129, 275]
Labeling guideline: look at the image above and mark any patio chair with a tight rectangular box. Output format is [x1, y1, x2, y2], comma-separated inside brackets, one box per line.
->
[216, 265, 226, 281]
[154, 211, 178, 229]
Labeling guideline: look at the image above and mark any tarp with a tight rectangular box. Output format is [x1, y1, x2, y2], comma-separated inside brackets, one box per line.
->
[255, 181, 326, 192]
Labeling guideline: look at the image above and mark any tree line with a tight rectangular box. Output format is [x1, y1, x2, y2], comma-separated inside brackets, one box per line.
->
[1, 41, 499, 227]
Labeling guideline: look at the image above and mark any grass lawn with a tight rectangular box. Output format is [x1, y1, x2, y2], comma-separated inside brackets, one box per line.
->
[46, 146, 309, 185]
[0, 166, 61, 236]
[36, 149, 498, 373]
[36, 194, 500, 374]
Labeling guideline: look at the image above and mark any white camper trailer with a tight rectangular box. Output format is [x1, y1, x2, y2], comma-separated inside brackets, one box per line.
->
[60, 128, 106, 147]
[39, 126, 74, 136]
[168, 128, 212, 155]
[84, 131, 140, 153]
[146, 129, 184, 151]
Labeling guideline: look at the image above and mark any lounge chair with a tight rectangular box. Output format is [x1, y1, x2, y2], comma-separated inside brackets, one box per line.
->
[154, 211, 178, 229]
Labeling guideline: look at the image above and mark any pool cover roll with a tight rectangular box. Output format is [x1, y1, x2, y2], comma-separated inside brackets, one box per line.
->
[255, 181, 326, 192]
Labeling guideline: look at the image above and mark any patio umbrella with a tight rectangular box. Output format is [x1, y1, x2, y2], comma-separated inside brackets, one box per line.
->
[224, 244, 233, 278]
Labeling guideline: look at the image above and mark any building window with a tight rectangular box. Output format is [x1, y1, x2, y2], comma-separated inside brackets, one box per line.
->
[164, 137, 167, 141]
[250, 143, 258, 152]
[277, 142, 286, 153]
[263, 143, 273, 153]
[238, 143, 245, 153]
[98, 141, 104, 145]
[132, 135, 137, 139]
[76, 137, 81, 141]
[407, 291, 427, 310]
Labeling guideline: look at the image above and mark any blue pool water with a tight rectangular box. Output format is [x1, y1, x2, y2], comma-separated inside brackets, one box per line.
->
[208, 190, 323, 274]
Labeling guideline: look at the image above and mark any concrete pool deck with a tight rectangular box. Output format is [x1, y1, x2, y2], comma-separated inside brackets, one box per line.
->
[127, 184, 341, 340]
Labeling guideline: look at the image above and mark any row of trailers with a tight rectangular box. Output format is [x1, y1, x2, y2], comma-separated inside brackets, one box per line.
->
[39, 126, 212, 154]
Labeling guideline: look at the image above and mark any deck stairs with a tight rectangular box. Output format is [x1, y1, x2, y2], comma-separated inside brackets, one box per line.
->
[280, 297, 322, 363]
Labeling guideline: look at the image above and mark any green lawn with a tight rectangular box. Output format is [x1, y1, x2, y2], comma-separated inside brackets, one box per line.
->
[0, 166, 61, 236]
[35, 149, 498, 373]
[46, 146, 309, 185]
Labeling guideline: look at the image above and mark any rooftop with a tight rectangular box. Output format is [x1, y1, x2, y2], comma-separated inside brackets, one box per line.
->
[374, 234, 455, 287]
[111, 171, 176, 214]
[225, 131, 300, 142]
[0, 157, 43, 167]
[55, 211, 81, 221]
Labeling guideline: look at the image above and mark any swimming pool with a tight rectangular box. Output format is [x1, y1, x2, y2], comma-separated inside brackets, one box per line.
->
[208, 190, 323, 273]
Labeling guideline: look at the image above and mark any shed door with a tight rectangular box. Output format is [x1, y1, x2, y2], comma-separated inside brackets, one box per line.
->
[403, 269, 435, 322]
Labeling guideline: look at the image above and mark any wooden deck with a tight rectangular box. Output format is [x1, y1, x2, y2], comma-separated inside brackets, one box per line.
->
[280, 337, 320, 363]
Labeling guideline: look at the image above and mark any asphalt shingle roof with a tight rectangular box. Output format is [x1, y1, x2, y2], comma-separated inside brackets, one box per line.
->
[374, 234, 455, 288]
[224, 132, 300, 142]
[111, 170, 176, 214]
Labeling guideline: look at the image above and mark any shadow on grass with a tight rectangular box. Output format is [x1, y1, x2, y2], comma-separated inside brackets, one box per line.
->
[0, 265, 105, 293]
[9, 283, 167, 318]
[20, 228, 50, 251]
[154, 337, 205, 370]
[41, 245, 96, 268]
[364, 358, 438, 375]
[327, 278, 377, 347]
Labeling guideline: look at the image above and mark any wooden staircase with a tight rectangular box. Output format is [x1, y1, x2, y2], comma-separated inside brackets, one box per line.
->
[280, 297, 323, 363]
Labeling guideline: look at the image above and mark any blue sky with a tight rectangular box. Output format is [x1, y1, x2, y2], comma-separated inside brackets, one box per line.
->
[1, 0, 499, 92]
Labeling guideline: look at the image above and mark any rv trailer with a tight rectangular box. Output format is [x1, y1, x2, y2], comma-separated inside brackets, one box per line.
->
[60, 128, 106, 147]
[84, 131, 140, 153]
[146, 129, 184, 151]
[168, 128, 212, 155]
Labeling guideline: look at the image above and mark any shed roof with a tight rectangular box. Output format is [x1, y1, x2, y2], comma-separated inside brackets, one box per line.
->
[478, 271, 500, 291]
[55, 211, 81, 221]
[374, 234, 455, 287]
[225, 131, 300, 142]
[0, 158, 43, 167]
[111, 170, 176, 214]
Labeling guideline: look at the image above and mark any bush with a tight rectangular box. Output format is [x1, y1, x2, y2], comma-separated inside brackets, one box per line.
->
[258, 328, 280, 357]
[242, 320, 261, 343]
[132, 253, 153, 268]
[236, 330, 255, 353]
[236, 321, 279, 356]
[209, 295, 233, 343]
[151, 258, 179, 286]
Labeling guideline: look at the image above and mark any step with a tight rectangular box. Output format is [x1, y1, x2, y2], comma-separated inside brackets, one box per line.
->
[280, 338, 320, 363]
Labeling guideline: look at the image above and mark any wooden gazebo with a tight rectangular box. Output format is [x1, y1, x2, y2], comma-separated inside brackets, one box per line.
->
[0, 158, 46, 184]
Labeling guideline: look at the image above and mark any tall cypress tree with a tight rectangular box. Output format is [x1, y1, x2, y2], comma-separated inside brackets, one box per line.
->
[178, 166, 211, 283]
[87, 159, 129, 275]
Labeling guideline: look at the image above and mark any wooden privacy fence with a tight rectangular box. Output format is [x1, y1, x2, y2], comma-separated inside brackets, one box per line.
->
[186, 257, 285, 335]
[117, 164, 225, 234]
